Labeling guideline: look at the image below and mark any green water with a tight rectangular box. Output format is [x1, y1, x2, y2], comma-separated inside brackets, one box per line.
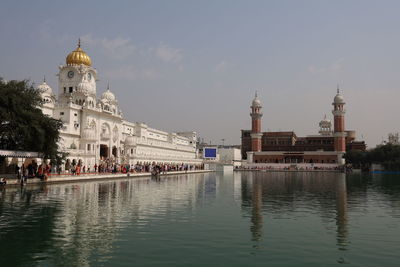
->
[1, 171, 400, 266]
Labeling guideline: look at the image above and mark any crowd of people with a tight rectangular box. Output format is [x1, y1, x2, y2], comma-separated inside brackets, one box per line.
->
[0, 160, 206, 187]
[64, 161, 204, 175]
[10, 160, 52, 185]
[2, 160, 204, 186]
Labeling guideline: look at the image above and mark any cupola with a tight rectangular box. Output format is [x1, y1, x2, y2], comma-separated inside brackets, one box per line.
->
[66, 39, 92, 66]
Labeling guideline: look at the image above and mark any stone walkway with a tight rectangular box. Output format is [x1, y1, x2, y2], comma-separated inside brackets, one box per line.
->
[3, 170, 213, 187]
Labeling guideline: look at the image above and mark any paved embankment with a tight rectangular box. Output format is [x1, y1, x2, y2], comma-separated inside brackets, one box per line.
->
[3, 170, 213, 187]
[235, 169, 342, 173]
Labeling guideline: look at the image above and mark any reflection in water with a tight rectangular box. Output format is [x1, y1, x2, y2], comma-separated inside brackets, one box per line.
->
[251, 173, 263, 242]
[1, 172, 400, 266]
[336, 174, 348, 250]
[236, 171, 349, 250]
[0, 174, 208, 266]
[0, 185, 60, 266]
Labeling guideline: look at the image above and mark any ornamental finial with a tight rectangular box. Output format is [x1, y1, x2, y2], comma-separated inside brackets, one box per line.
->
[337, 84, 340, 94]
[43, 75, 46, 83]
[78, 38, 81, 48]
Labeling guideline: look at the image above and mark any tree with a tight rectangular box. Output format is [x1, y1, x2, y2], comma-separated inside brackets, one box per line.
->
[0, 78, 63, 162]
[344, 144, 400, 171]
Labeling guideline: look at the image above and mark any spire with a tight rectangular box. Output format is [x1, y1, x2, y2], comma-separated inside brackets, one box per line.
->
[337, 84, 340, 94]
[107, 82, 110, 91]
[43, 75, 46, 83]
[255, 90, 258, 98]
[78, 38, 81, 48]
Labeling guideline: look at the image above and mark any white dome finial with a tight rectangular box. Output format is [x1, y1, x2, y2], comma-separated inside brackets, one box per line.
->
[333, 85, 345, 104]
[38, 77, 53, 95]
[251, 91, 262, 107]
[101, 83, 116, 102]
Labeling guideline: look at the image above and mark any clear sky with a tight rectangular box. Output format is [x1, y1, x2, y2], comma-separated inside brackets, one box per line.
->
[1, 0, 399, 147]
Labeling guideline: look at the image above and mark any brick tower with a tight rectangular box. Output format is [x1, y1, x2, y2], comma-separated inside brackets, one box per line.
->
[250, 92, 263, 152]
[332, 87, 346, 163]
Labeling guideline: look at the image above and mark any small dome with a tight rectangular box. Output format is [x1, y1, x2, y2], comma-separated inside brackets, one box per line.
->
[334, 93, 344, 104]
[251, 92, 262, 107]
[38, 80, 53, 95]
[319, 115, 331, 127]
[66, 40, 92, 66]
[252, 98, 261, 107]
[101, 86, 116, 102]
[77, 81, 93, 95]
[333, 88, 345, 104]
[124, 135, 136, 146]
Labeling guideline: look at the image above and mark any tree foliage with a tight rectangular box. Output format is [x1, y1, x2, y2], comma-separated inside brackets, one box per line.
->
[344, 144, 400, 171]
[0, 78, 63, 162]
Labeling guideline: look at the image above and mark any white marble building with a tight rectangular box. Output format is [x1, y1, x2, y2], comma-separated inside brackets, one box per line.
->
[38, 40, 201, 169]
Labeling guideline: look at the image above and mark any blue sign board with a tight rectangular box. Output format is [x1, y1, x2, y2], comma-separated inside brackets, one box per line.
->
[204, 147, 217, 158]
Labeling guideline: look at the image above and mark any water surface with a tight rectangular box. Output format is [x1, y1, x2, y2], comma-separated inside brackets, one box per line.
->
[1, 172, 399, 266]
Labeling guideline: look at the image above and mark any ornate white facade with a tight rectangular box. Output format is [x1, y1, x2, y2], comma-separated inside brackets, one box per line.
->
[39, 41, 200, 168]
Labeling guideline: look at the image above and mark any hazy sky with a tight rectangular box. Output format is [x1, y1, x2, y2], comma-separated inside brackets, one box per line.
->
[1, 0, 400, 147]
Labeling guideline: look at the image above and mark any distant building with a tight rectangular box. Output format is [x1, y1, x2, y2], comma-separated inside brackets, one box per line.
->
[241, 89, 366, 165]
[218, 147, 242, 167]
[388, 133, 399, 145]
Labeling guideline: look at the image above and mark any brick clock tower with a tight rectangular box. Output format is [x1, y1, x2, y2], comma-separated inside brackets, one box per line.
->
[250, 92, 263, 152]
[332, 87, 346, 164]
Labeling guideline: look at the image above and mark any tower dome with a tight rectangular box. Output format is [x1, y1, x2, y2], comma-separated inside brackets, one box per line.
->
[37, 78, 53, 95]
[77, 81, 94, 95]
[333, 87, 345, 104]
[66, 39, 92, 66]
[101, 85, 116, 102]
[251, 91, 262, 107]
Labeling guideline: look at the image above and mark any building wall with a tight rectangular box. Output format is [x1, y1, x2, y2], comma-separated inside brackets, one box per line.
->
[39, 48, 201, 169]
[218, 148, 242, 166]
[253, 153, 338, 164]
[241, 130, 365, 160]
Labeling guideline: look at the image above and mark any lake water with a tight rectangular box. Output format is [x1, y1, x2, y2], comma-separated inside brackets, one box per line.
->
[1, 171, 400, 266]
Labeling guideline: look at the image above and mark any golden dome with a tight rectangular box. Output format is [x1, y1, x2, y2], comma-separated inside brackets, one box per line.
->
[66, 39, 92, 66]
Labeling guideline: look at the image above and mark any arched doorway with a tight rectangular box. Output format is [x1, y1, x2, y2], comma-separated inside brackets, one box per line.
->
[100, 144, 109, 159]
[112, 146, 118, 158]
[65, 159, 71, 170]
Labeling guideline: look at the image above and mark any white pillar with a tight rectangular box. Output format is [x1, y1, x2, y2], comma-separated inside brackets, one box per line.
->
[247, 152, 254, 164]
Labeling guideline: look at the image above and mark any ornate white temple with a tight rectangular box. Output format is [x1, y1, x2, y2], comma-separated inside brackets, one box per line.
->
[39, 40, 201, 169]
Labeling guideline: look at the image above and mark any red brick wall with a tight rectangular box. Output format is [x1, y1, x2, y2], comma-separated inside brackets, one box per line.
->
[334, 116, 345, 132]
[252, 119, 261, 133]
[334, 137, 346, 152]
[253, 154, 337, 163]
[251, 138, 261, 152]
